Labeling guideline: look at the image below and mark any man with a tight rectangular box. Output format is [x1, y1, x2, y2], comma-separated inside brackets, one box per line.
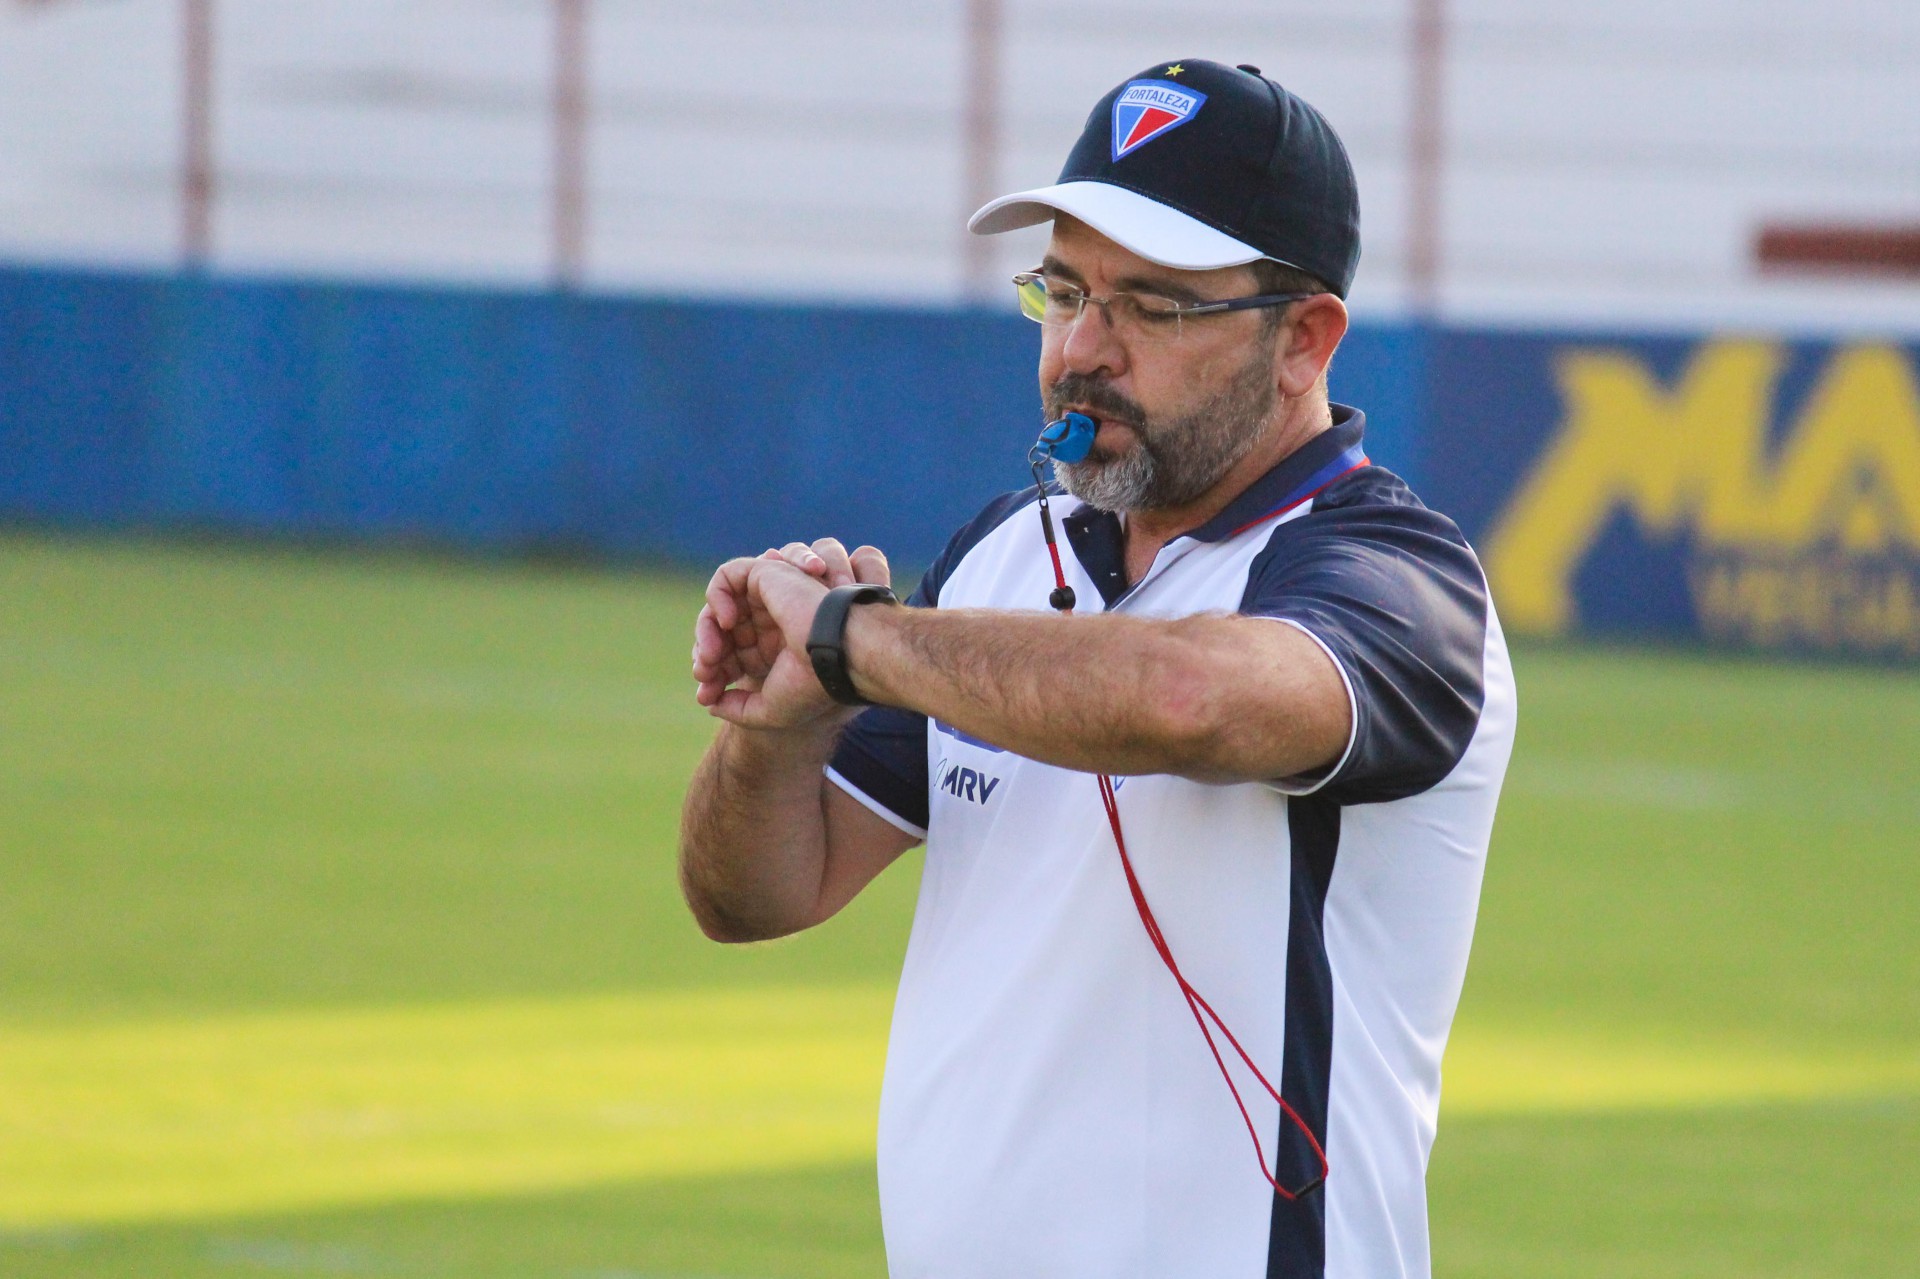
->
[681, 59, 1514, 1279]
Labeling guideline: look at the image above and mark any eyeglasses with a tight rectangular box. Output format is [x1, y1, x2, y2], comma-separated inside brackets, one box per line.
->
[1013, 271, 1314, 342]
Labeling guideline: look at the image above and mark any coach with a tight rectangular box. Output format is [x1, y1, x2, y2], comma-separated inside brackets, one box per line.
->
[681, 59, 1515, 1279]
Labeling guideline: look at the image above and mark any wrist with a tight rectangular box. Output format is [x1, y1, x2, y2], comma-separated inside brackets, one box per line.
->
[841, 597, 905, 707]
[806, 583, 900, 707]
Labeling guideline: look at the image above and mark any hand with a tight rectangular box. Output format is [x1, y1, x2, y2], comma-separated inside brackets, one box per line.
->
[692, 538, 891, 729]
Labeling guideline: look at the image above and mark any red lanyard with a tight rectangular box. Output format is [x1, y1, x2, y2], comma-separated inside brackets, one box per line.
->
[1034, 482, 1329, 1201]
[1094, 770, 1328, 1200]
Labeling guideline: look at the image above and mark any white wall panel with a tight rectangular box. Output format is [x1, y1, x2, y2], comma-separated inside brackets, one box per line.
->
[0, 0, 1913, 327]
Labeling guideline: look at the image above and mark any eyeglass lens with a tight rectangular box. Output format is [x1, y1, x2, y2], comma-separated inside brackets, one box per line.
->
[1013, 275, 1186, 338]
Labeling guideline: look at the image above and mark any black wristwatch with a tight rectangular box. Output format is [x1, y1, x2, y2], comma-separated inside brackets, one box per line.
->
[806, 583, 898, 706]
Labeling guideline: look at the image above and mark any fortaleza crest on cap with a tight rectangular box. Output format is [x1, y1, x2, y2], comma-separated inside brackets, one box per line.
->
[1110, 79, 1207, 161]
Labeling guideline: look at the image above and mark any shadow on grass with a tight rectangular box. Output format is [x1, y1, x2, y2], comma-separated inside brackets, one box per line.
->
[6, 1096, 1916, 1279]
[0, 1162, 886, 1279]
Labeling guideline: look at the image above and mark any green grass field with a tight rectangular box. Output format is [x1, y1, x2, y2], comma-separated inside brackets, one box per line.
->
[2, 533, 1915, 1278]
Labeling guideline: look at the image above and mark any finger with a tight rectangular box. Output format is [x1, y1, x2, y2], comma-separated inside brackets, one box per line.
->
[757, 625, 785, 673]
[695, 649, 760, 699]
[732, 608, 772, 677]
[694, 605, 730, 664]
[693, 637, 740, 681]
[747, 596, 787, 663]
[777, 541, 829, 577]
[706, 557, 758, 630]
[695, 667, 756, 707]
[707, 679, 772, 725]
[731, 619, 765, 671]
[697, 652, 749, 686]
[707, 687, 756, 723]
[849, 545, 891, 587]
[692, 648, 747, 685]
[810, 538, 855, 587]
[734, 642, 771, 681]
[703, 577, 736, 631]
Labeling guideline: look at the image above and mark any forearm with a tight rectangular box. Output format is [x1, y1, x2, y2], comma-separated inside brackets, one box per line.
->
[843, 605, 1345, 782]
[678, 719, 843, 942]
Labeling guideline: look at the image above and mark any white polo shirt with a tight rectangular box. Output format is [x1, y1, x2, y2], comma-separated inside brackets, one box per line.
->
[829, 407, 1516, 1279]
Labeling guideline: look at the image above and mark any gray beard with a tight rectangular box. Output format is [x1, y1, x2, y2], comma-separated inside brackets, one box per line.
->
[1051, 349, 1277, 514]
[1052, 433, 1159, 512]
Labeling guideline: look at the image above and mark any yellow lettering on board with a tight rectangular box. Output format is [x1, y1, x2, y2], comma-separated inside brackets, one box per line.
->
[1482, 342, 1781, 634]
[1761, 345, 1920, 553]
[1483, 341, 1920, 636]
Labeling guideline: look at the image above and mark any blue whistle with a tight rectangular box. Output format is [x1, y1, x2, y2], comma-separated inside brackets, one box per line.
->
[1032, 412, 1097, 465]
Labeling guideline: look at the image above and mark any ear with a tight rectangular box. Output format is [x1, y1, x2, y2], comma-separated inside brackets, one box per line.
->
[1274, 295, 1349, 399]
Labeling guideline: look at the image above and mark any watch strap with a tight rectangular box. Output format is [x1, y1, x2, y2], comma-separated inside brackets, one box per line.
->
[807, 583, 898, 706]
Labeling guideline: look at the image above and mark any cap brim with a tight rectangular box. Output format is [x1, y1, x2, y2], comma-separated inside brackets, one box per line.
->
[968, 180, 1264, 272]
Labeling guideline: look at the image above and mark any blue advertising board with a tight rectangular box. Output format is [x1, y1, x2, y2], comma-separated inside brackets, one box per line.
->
[0, 265, 1421, 572]
[1424, 330, 1920, 661]
[5, 263, 1917, 660]
[0, 267, 1043, 568]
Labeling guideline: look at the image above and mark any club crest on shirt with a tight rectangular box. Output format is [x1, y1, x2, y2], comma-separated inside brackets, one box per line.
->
[1111, 79, 1207, 160]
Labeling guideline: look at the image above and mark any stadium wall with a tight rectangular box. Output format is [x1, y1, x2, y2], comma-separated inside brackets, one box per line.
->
[5, 264, 1916, 661]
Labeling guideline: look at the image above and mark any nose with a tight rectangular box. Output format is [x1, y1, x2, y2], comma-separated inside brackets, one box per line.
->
[1057, 297, 1126, 378]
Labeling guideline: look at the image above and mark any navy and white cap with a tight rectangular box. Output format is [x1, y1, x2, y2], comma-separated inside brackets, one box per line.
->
[970, 59, 1362, 296]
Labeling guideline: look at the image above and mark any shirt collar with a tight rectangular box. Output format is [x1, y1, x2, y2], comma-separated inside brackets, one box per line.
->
[1058, 404, 1370, 608]
[1182, 403, 1370, 543]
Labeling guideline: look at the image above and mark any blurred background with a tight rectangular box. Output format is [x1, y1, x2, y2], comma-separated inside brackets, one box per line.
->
[2, 2, 1916, 1277]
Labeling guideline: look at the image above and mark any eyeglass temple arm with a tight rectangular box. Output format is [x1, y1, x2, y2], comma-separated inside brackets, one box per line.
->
[1183, 291, 1318, 315]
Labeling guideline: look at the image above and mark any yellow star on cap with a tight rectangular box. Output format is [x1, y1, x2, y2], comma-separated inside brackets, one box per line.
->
[1164, 64, 1185, 76]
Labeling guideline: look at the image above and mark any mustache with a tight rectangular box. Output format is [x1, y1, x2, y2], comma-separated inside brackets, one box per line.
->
[1044, 375, 1149, 429]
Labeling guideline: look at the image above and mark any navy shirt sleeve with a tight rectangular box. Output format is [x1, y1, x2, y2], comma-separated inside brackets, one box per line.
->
[1240, 469, 1490, 805]
[828, 487, 1037, 834]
